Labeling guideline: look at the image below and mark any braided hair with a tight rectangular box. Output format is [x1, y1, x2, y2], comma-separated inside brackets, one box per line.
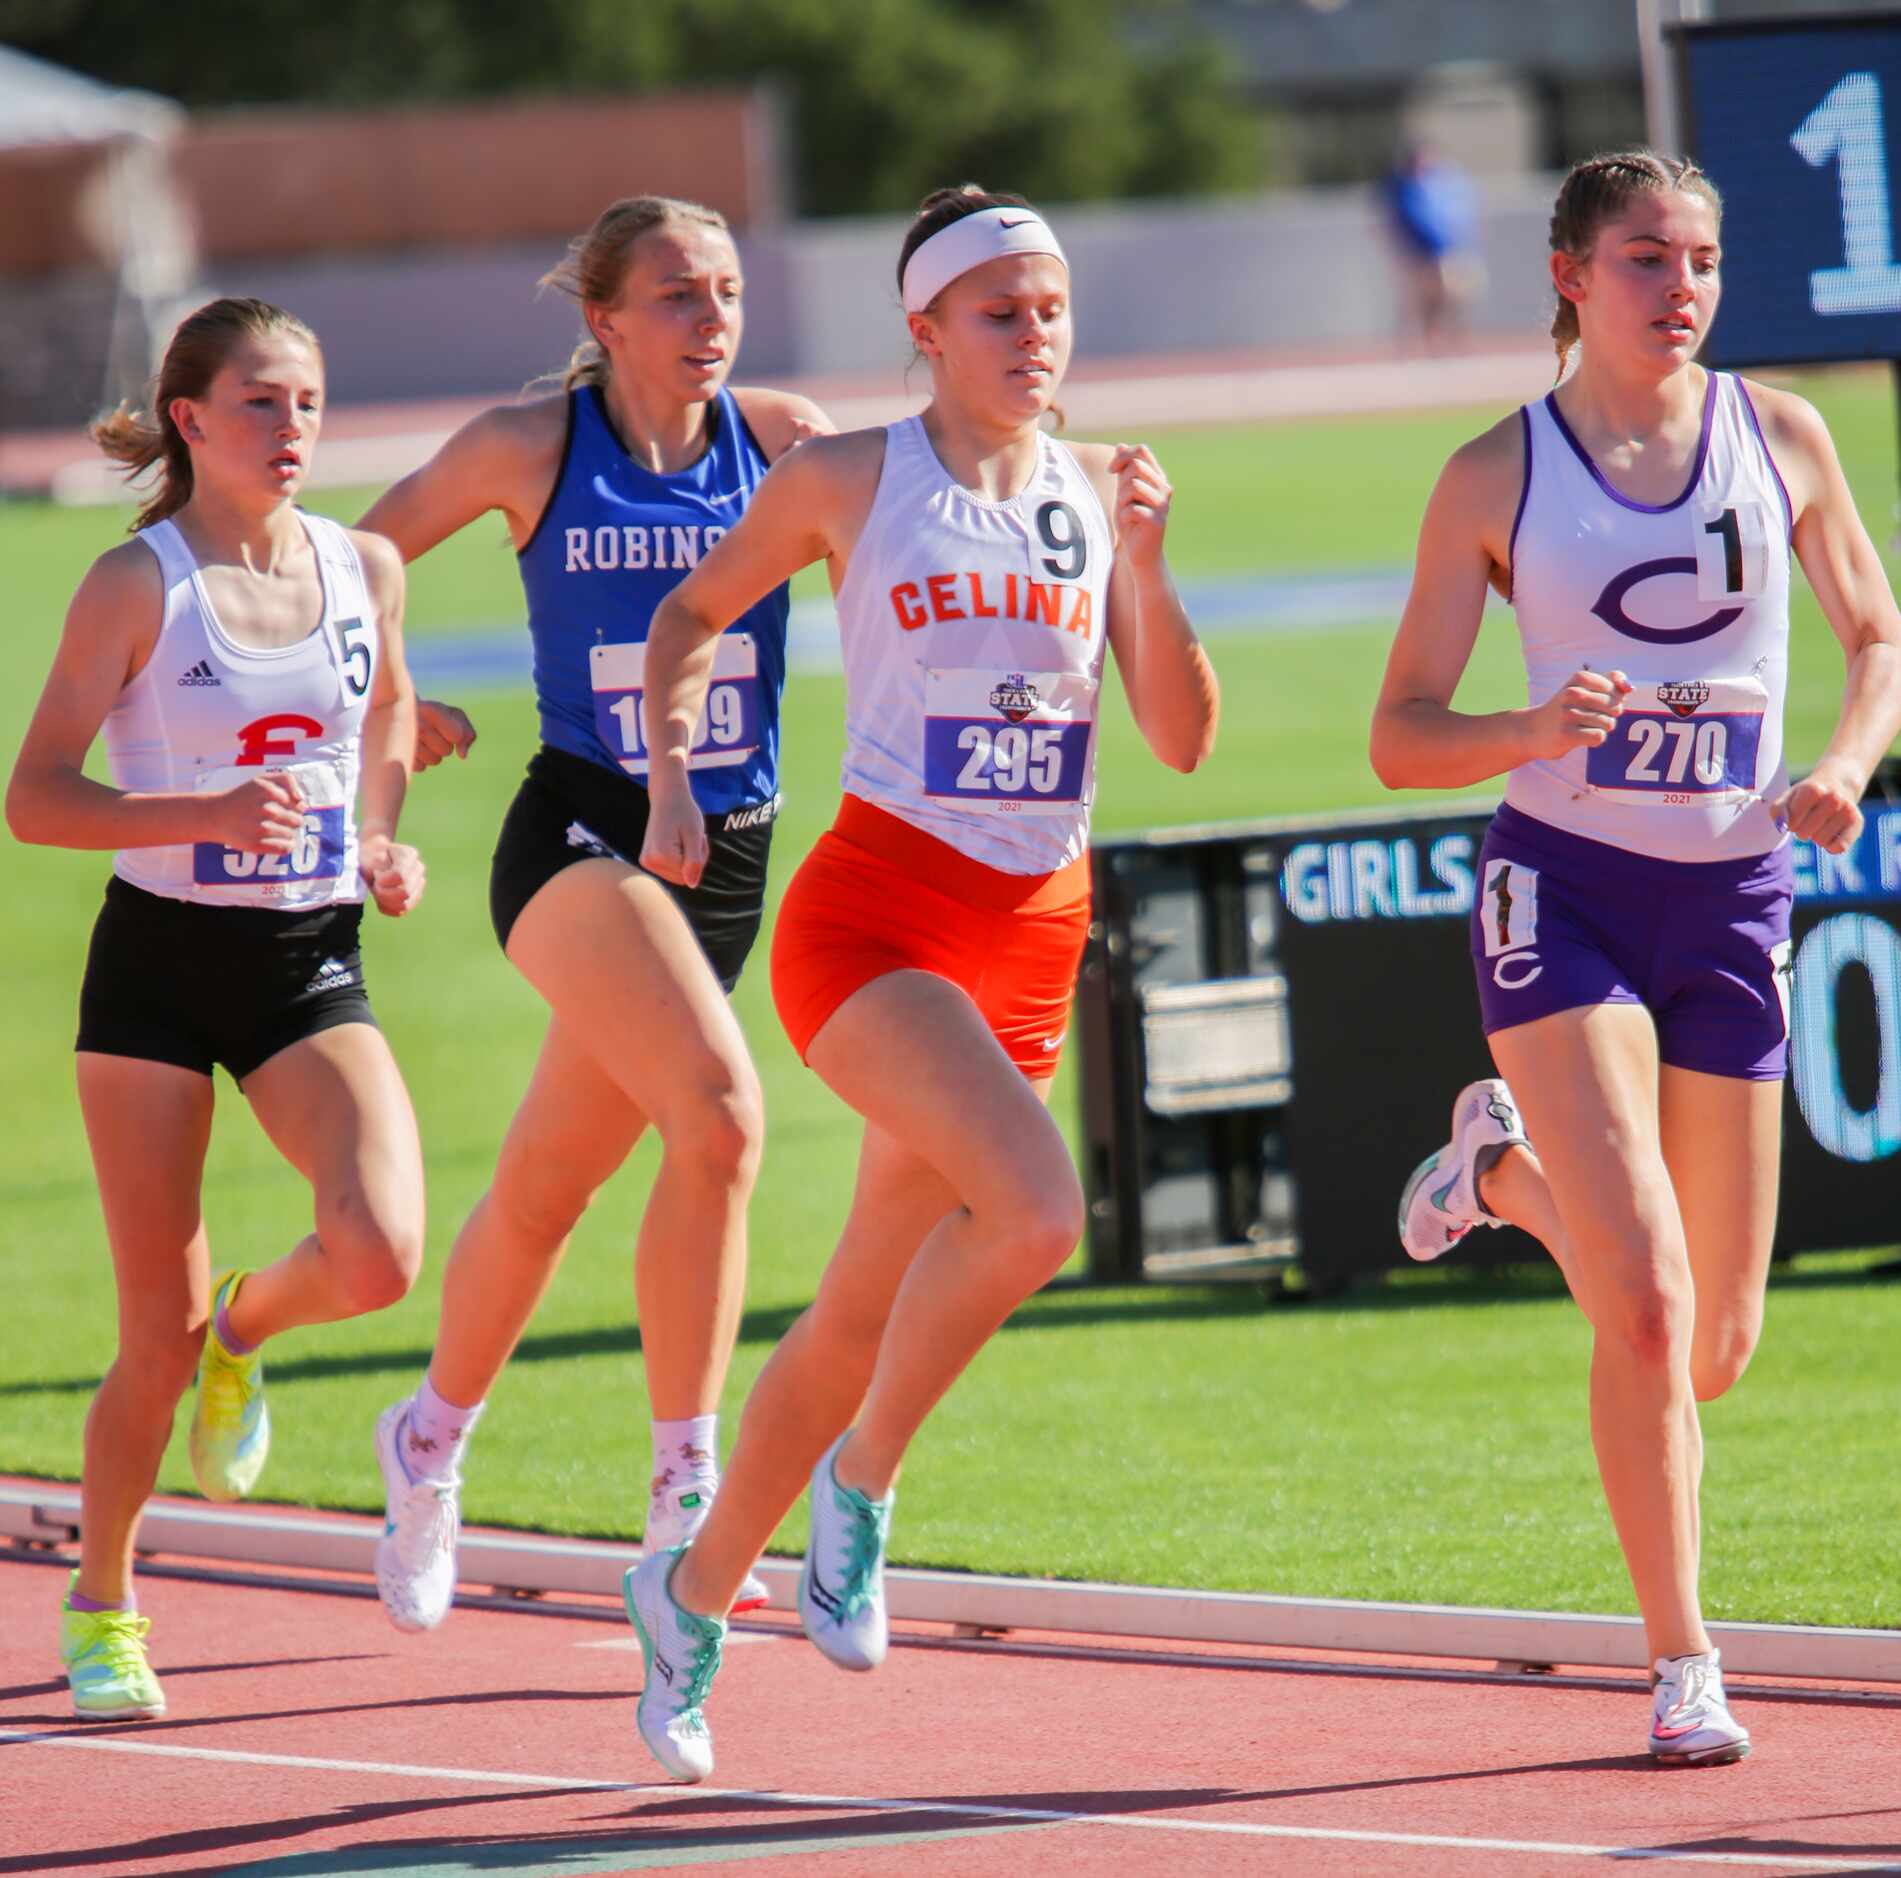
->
[1549, 151, 1722, 380]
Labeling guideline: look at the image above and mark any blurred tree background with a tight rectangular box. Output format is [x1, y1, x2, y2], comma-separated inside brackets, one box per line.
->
[4, 0, 1268, 211]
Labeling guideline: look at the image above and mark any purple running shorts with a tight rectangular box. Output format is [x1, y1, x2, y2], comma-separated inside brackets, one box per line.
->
[1470, 804, 1793, 1081]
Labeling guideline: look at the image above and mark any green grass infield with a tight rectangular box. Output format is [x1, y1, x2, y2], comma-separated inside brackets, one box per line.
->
[2, 372, 1897, 1628]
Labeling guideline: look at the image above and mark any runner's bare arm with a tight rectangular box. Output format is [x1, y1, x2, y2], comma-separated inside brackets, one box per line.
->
[356, 403, 564, 771]
[357, 399, 567, 558]
[639, 430, 881, 886]
[731, 387, 836, 462]
[1751, 383, 1901, 853]
[7, 545, 302, 854]
[1371, 420, 1626, 788]
[1083, 442, 1218, 774]
[351, 531, 426, 914]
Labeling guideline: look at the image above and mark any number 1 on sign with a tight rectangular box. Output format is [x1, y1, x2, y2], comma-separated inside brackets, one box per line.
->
[1792, 70, 1901, 318]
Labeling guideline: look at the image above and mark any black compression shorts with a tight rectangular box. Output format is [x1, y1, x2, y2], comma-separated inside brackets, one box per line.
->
[76, 876, 376, 1082]
[488, 746, 776, 992]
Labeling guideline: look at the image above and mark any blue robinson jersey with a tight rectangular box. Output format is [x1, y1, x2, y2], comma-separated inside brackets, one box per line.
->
[517, 383, 788, 813]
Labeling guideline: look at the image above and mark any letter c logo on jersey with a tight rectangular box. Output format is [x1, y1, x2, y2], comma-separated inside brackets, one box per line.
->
[235, 713, 324, 766]
[1590, 557, 1743, 646]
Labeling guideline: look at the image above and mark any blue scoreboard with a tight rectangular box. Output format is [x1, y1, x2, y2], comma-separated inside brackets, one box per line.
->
[1676, 14, 1901, 367]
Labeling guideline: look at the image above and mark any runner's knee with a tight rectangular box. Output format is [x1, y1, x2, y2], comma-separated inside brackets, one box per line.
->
[1691, 1321, 1760, 1401]
[318, 1190, 424, 1312]
[985, 1169, 1086, 1287]
[112, 1323, 205, 1403]
[659, 1069, 764, 1190]
[488, 1152, 598, 1255]
[1596, 1271, 1693, 1371]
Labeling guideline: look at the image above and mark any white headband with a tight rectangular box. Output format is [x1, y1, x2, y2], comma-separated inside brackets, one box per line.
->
[901, 206, 1068, 314]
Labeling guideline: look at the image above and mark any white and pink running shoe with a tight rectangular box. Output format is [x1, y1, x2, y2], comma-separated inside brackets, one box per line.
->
[1648, 1649, 1751, 1766]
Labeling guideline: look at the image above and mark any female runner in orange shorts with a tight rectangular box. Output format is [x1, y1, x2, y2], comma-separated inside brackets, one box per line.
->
[621, 183, 1220, 1780]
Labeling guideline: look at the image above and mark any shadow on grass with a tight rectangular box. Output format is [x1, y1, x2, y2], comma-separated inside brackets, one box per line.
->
[1, 1287, 1284, 1400]
[7, 1251, 1897, 1402]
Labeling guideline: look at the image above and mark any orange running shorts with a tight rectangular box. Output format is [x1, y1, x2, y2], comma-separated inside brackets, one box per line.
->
[770, 793, 1091, 1079]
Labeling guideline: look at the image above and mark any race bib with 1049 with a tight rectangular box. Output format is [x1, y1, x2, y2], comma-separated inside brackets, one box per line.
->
[1583, 673, 1768, 801]
[922, 668, 1095, 814]
[191, 760, 349, 889]
[590, 633, 761, 776]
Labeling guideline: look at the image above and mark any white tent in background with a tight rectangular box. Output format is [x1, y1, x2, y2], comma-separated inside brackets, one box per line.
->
[0, 46, 196, 428]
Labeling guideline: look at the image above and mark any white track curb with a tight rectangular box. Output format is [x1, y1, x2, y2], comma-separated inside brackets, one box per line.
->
[5, 1484, 1895, 1683]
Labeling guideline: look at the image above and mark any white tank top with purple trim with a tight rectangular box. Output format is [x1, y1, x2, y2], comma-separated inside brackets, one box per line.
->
[1505, 369, 1793, 863]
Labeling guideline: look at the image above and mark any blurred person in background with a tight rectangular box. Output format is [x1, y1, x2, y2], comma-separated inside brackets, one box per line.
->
[1371, 151, 1901, 1766]
[7, 297, 428, 1721]
[1382, 139, 1484, 350]
[355, 196, 829, 1635]
[624, 183, 1219, 1783]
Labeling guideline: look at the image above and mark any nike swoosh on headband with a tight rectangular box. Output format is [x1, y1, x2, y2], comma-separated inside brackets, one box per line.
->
[901, 206, 1068, 313]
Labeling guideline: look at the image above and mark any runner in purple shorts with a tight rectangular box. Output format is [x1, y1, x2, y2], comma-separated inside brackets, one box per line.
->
[1369, 151, 1901, 1766]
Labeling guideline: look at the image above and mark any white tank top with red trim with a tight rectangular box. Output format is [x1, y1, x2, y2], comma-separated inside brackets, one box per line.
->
[830, 416, 1114, 873]
[105, 512, 378, 908]
[1506, 369, 1793, 863]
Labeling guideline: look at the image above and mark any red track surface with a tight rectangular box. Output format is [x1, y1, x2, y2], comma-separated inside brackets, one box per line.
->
[4, 1549, 1898, 1877]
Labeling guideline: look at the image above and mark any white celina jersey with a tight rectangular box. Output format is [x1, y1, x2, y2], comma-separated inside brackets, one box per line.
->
[1506, 370, 1792, 863]
[105, 512, 378, 907]
[832, 417, 1113, 873]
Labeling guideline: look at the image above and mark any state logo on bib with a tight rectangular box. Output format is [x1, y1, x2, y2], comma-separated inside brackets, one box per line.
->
[1584, 674, 1768, 803]
[923, 667, 1095, 815]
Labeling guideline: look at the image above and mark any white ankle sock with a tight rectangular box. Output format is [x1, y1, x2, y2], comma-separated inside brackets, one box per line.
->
[651, 1414, 718, 1504]
[404, 1373, 485, 1483]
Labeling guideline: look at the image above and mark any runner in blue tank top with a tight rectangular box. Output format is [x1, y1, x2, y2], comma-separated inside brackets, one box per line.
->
[1371, 152, 1901, 1768]
[353, 197, 830, 1632]
[518, 377, 788, 818]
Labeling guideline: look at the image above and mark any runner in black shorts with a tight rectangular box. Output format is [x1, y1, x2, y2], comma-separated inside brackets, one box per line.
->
[77, 882, 376, 1077]
[7, 297, 428, 1722]
[354, 195, 831, 1633]
[488, 745, 772, 990]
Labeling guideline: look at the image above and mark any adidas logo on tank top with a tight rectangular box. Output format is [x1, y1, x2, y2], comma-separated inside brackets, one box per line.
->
[102, 512, 378, 909]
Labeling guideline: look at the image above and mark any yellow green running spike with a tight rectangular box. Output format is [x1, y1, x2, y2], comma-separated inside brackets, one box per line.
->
[60, 1574, 165, 1720]
[190, 1269, 270, 1501]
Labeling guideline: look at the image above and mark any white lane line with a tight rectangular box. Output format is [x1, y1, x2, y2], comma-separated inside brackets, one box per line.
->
[576, 1631, 783, 1650]
[2, 1728, 1892, 1871]
[1, 1730, 634, 1791]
